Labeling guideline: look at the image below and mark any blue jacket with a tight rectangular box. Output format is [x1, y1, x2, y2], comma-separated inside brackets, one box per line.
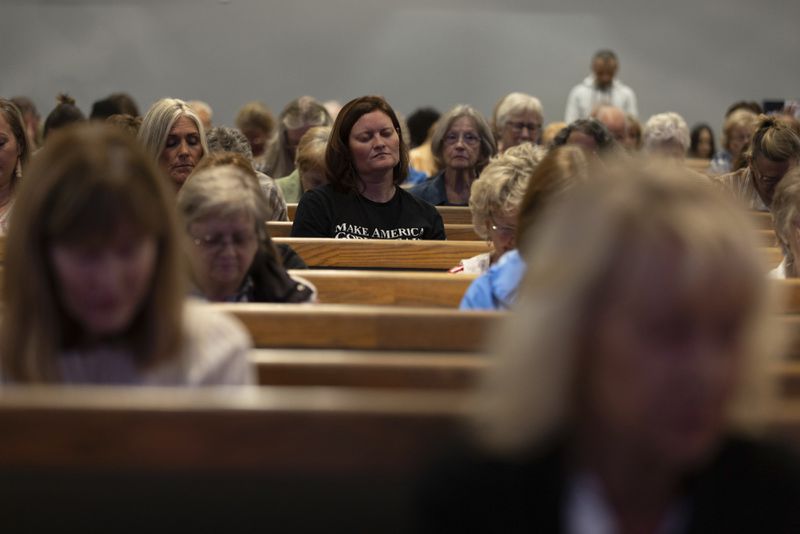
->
[459, 250, 526, 310]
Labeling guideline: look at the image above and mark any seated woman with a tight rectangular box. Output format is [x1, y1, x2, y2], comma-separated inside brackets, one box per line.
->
[206, 125, 288, 221]
[409, 105, 497, 206]
[42, 93, 86, 141]
[0, 124, 253, 385]
[714, 115, 800, 211]
[689, 123, 716, 159]
[291, 95, 445, 240]
[263, 96, 332, 178]
[768, 166, 800, 278]
[0, 99, 30, 233]
[423, 162, 800, 532]
[178, 164, 315, 303]
[642, 112, 691, 160]
[460, 145, 588, 310]
[451, 143, 547, 274]
[492, 92, 545, 151]
[709, 109, 758, 174]
[275, 126, 331, 203]
[235, 101, 276, 173]
[138, 98, 209, 190]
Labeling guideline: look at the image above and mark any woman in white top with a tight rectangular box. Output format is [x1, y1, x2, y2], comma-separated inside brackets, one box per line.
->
[0, 124, 253, 385]
[768, 166, 800, 279]
[0, 99, 30, 234]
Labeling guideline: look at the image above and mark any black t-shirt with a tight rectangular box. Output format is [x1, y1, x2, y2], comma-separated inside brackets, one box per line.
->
[291, 184, 446, 240]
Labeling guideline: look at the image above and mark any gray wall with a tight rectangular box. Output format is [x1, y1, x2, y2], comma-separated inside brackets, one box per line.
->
[2, 0, 798, 136]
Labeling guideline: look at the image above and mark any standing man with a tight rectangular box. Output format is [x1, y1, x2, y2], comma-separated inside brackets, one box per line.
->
[565, 50, 638, 123]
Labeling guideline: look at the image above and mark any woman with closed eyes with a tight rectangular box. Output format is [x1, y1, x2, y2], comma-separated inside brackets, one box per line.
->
[139, 97, 209, 190]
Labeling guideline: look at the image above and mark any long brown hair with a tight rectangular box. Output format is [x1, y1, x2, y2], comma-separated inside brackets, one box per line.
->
[0, 124, 185, 382]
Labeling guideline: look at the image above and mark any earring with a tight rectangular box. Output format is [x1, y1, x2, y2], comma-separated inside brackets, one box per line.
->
[15, 161, 22, 180]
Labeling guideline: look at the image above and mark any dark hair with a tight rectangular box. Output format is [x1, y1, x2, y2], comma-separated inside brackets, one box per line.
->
[43, 94, 85, 139]
[407, 107, 440, 148]
[551, 119, 617, 154]
[90, 92, 140, 119]
[105, 114, 142, 138]
[725, 101, 763, 118]
[593, 49, 618, 63]
[689, 123, 716, 159]
[325, 95, 409, 193]
[0, 98, 30, 187]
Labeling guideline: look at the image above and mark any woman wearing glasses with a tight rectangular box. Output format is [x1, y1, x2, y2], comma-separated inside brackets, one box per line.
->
[460, 146, 588, 309]
[492, 92, 545, 152]
[178, 163, 315, 303]
[409, 105, 497, 206]
[291, 95, 445, 240]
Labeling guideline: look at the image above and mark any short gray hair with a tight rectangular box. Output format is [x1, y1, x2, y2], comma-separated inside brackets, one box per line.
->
[493, 92, 544, 136]
[206, 126, 253, 161]
[138, 98, 209, 165]
[431, 105, 497, 173]
[642, 112, 690, 153]
[177, 165, 269, 242]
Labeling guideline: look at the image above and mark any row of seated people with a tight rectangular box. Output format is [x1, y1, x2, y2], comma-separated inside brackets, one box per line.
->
[2, 93, 800, 531]
[0, 121, 798, 530]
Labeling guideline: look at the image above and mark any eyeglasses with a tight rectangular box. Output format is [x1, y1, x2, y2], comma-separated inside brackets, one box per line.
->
[191, 231, 257, 252]
[444, 132, 481, 146]
[507, 121, 541, 134]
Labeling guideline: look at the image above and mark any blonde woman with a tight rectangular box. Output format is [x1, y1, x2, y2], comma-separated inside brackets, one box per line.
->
[0, 124, 252, 384]
[714, 115, 800, 211]
[275, 126, 331, 203]
[138, 97, 210, 190]
[0, 99, 29, 233]
[451, 143, 547, 274]
[460, 145, 588, 309]
[424, 161, 800, 532]
[709, 109, 759, 174]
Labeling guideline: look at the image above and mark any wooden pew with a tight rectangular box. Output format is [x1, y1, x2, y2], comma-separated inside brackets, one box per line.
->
[274, 237, 490, 270]
[291, 269, 476, 307]
[286, 204, 473, 225]
[268, 221, 481, 240]
[0, 386, 466, 531]
[751, 210, 774, 230]
[1, 386, 799, 532]
[757, 229, 778, 247]
[764, 247, 783, 269]
[252, 349, 488, 390]
[214, 302, 504, 351]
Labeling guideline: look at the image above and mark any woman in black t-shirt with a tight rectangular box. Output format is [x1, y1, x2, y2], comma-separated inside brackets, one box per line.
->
[291, 95, 445, 240]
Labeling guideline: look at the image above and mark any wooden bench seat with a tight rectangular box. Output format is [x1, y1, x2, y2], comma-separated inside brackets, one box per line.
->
[214, 302, 504, 351]
[0, 386, 466, 531]
[274, 237, 491, 270]
[291, 269, 476, 307]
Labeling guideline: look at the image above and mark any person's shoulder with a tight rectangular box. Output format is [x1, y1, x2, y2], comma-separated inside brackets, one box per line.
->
[399, 184, 442, 214]
[408, 175, 445, 205]
[178, 300, 254, 385]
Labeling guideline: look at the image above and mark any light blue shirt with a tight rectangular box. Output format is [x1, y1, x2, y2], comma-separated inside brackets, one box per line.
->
[459, 249, 526, 310]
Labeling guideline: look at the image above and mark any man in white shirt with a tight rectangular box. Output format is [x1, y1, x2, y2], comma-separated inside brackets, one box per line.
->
[564, 50, 638, 123]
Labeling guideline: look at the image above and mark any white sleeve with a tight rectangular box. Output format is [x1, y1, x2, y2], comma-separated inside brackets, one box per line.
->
[564, 86, 581, 123]
[626, 88, 639, 119]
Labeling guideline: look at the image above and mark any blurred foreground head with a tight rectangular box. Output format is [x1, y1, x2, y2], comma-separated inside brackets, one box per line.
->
[475, 158, 780, 470]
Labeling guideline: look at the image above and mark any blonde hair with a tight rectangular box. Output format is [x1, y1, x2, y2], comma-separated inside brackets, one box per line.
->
[263, 96, 332, 178]
[469, 143, 547, 239]
[235, 101, 276, 137]
[746, 114, 800, 163]
[295, 126, 331, 176]
[770, 166, 800, 275]
[138, 97, 209, 167]
[722, 109, 758, 152]
[474, 158, 781, 453]
[0, 124, 185, 382]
